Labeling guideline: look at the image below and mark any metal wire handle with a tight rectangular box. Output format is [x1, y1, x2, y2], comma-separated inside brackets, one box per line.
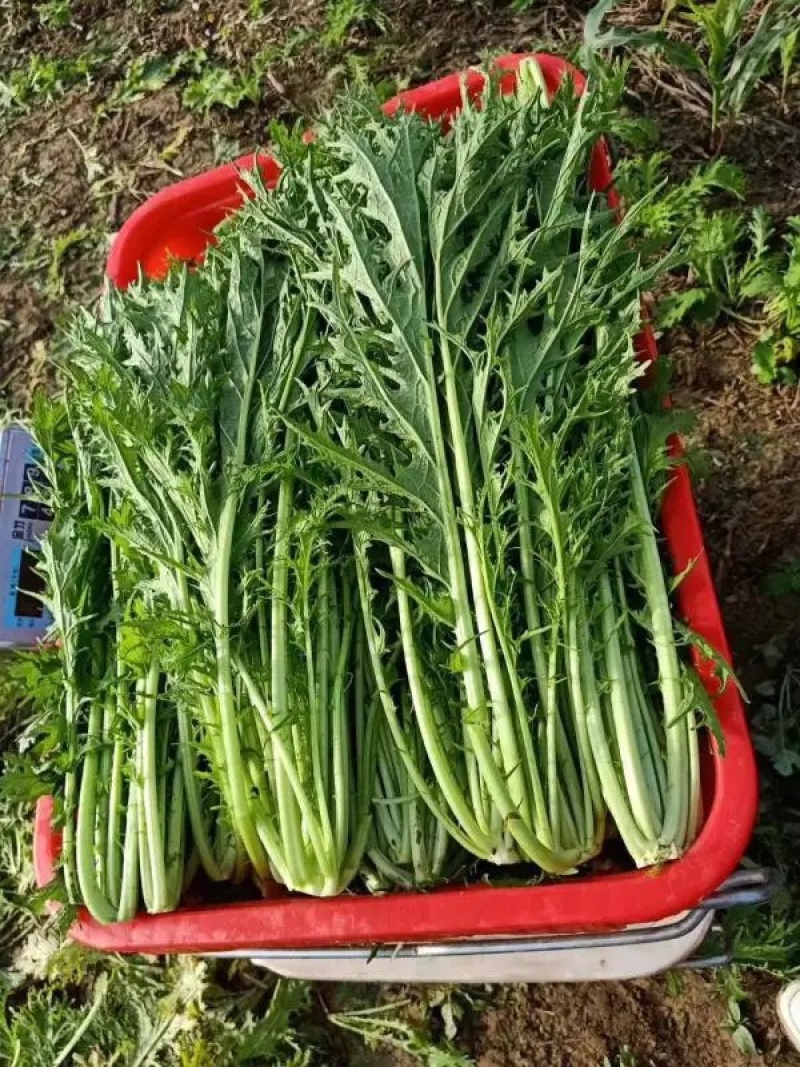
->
[230, 868, 776, 965]
[698, 867, 777, 911]
[678, 867, 778, 970]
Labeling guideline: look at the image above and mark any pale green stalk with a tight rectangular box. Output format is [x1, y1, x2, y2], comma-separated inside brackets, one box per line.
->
[577, 588, 651, 864]
[435, 323, 529, 835]
[137, 657, 168, 913]
[357, 538, 488, 856]
[164, 739, 187, 908]
[629, 439, 692, 851]
[170, 547, 236, 882]
[117, 778, 140, 922]
[614, 557, 666, 815]
[598, 568, 661, 842]
[269, 470, 308, 889]
[75, 693, 117, 924]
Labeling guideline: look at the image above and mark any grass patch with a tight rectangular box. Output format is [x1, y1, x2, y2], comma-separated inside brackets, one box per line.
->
[0, 51, 108, 116]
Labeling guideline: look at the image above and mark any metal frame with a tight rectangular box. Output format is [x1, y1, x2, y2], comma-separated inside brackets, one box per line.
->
[227, 868, 775, 974]
[229, 909, 712, 963]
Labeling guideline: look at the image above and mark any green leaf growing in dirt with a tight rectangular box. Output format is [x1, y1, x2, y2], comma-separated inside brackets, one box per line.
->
[182, 50, 274, 112]
[330, 999, 475, 1066]
[781, 26, 799, 97]
[37, 0, 72, 29]
[579, 0, 705, 73]
[665, 969, 685, 997]
[1, 945, 323, 1066]
[681, 0, 799, 136]
[725, 640, 800, 981]
[752, 334, 798, 386]
[614, 153, 744, 251]
[731, 1024, 759, 1057]
[234, 980, 313, 1064]
[322, 0, 387, 48]
[720, 969, 760, 1058]
[657, 287, 720, 329]
[46, 228, 96, 298]
[106, 50, 204, 110]
[0, 51, 105, 115]
[622, 156, 800, 385]
[762, 559, 800, 596]
[602, 1051, 639, 1067]
[752, 664, 800, 777]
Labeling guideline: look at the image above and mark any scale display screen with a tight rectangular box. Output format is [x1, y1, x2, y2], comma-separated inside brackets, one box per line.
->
[0, 427, 52, 647]
[14, 549, 46, 619]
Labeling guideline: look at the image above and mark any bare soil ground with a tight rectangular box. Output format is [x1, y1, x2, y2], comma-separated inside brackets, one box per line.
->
[477, 973, 787, 1067]
[3, 1, 800, 1064]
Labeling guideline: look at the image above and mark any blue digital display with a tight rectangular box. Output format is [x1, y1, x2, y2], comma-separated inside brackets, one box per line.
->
[0, 427, 52, 646]
[3, 545, 45, 629]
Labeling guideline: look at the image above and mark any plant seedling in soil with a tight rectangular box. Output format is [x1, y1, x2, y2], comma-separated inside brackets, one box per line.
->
[578, 0, 798, 150]
[329, 998, 475, 1066]
[720, 967, 760, 1056]
[752, 664, 800, 779]
[105, 50, 204, 111]
[616, 149, 800, 384]
[46, 228, 96, 299]
[602, 1050, 642, 1067]
[674, 209, 800, 384]
[322, 0, 387, 48]
[679, 0, 798, 141]
[0, 51, 105, 116]
[725, 639, 800, 980]
[665, 969, 685, 997]
[181, 39, 307, 113]
[763, 560, 800, 597]
[37, 0, 72, 29]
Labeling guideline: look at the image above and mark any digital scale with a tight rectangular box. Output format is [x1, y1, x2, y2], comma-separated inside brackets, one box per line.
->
[0, 426, 52, 649]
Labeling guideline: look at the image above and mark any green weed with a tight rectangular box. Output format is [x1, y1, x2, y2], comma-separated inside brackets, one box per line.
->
[763, 560, 800, 596]
[719, 968, 759, 1056]
[36, 0, 72, 29]
[665, 969, 685, 997]
[46, 228, 96, 298]
[0, 51, 104, 115]
[752, 663, 800, 780]
[105, 50, 203, 111]
[326, 50, 402, 100]
[615, 152, 745, 245]
[182, 33, 310, 113]
[579, 0, 798, 143]
[660, 207, 775, 326]
[602, 1051, 640, 1067]
[330, 998, 475, 1066]
[680, 0, 797, 136]
[616, 151, 799, 383]
[323, 0, 387, 49]
[0, 956, 317, 1066]
[669, 209, 799, 384]
[752, 218, 800, 384]
[183, 49, 269, 113]
[725, 640, 800, 979]
[578, 0, 704, 76]
[0, 674, 40, 975]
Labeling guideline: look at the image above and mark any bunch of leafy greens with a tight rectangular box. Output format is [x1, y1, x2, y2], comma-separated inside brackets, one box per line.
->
[28, 60, 707, 922]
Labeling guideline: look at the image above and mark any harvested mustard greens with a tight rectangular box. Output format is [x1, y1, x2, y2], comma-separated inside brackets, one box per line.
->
[29, 62, 705, 921]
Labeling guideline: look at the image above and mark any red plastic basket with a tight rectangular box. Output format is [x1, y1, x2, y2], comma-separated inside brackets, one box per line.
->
[34, 53, 758, 955]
